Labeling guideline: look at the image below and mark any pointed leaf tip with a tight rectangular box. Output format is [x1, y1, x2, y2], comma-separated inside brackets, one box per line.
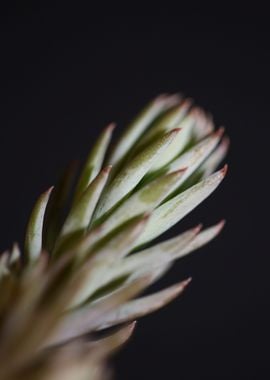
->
[102, 165, 112, 174]
[194, 224, 203, 234]
[25, 186, 53, 262]
[217, 219, 226, 232]
[222, 164, 228, 176]
[95, 129, 182, 219]
[216, 126, 225, 138]
[181, 277, 192, 288]
[106, 122, 116, 132]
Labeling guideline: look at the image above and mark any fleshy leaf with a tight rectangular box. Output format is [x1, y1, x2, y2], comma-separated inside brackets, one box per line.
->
[59, 166, 111, 240]
[80, 225, 200, 292]
[180, 220, 225, 256]
[94, 129, 181, 219]
[134, 98, 192, 152]
[201, 136, 230, 178]
[107, 94, 181, 167]
[93, 279, 191, 330]
[136, 166, 227, 246]
[95, 169, 186, 238]
[52, 279, 190, 343]
[149, 113, 195, 171]
[43, 161, 78, 252]
[47, 275, 152, 346]
[73, 123, 115, 203]
[192, 109, 215, 140]
[163, 128, 224, 199]
[70, 215, 149, 307]
[24, 187, 53, 262]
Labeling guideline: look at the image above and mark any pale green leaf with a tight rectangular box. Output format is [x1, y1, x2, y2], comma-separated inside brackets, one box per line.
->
[73, 123, 115, 203]
[94, 129, 181, 219]
[93, 279, 191, 330]
[0, 252, 10, 278]
[163, 128, 224, 199]
[201, 136, 230, 178]
[47, 275, 152, 345]
[192, 109, 214, 140]
[136, 166, 227, 246]
[150, 113, 195, 171]
[96, 169, 186, 238]
[69, 215, 149, 307]
[58, 166, 111, 240]
[180, 220, 225, 256]
[24, 187, 53, 262]
[54, 279, 190, 341]
[134, 98, 192, 152]
[43, 161, 78, 252]
[107, 94, 181, 167]
[81, 226, 200, 292]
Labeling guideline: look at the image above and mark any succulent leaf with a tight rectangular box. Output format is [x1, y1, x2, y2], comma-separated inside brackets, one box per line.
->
[0, 94, 228, 380]
[24, 187, 53, 262]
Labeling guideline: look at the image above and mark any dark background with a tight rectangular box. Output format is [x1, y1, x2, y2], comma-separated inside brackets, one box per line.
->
[0, 5, 269, 380]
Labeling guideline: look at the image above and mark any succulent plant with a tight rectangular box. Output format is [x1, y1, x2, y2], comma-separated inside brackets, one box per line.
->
[0, 94, 229, 379]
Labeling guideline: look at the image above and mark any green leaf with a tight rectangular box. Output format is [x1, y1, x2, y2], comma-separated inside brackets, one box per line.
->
[46, 275, 152, 345]
[52, 279, 190, 343]
[96, 169, 186, 238]
[75, 226, 199, 294]
[58, 166, 111, 241]
[133, 98, 192, 153]
[43, 161, 78, 252]
[180, 220, 225, 256]
[94, 129, 181, 219]
[73, 123, 115, 203]
[9, 243, 21, 265]
[92, 279, 191, 330]
[70, 215, 149, 307]
[149, 113, 195, 171]
[201, 136, 230, 178]
[0, 252, 9, 278]
[163, 128, 224, 200]
[24, 187, 53, 262]
[135, 166, 227, 246]
[107, 94, 181, 168]
[192, 108, 214, 140]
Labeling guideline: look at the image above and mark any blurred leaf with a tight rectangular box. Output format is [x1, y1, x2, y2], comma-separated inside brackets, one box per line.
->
[58, 167, 111, 242]
[96, 169, 186, 238]
[180, 220, 225, 256]
[108, 94, 181, 168]
[201, 136, 230, 178]
[70, 215, 149, 307]
[24, 188, 53, 263]
[46, 275, 152, 346]
[92, 279, 191, 330]
[73, 123, 115, 203]
[43, 162, 78, 252]
[94, 129, 181, 219]
[136, 166, 227, 246]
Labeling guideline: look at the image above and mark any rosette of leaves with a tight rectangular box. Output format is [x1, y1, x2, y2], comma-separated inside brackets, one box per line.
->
[0, 94, 229, 380]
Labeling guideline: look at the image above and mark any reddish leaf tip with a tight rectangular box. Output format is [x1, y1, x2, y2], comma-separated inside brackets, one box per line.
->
[102, 165, 112, 174]
[106, 122, 116, 132]
[194, 223, 203, 233]
[222, 136, 230, 149]
[141, 212, 152, 222]
[170, 128, 182, 135]
[215, 126, 225, 138]
[217, 219, 226, 232]
[221, 164, 228, 176]
[182, 277, 192, 288]
[171, 167, 188, 176]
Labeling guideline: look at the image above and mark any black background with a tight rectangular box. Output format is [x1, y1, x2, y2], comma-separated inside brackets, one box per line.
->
[0, 4, 269, 380]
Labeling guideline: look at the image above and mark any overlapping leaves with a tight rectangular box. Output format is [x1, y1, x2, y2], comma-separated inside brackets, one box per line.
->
[0, 94, 228, 379]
